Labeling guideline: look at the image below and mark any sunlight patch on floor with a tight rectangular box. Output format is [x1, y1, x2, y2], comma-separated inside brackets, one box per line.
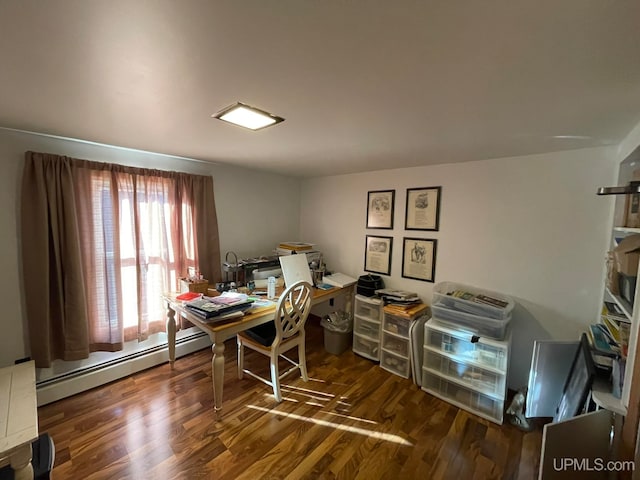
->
[322, 410, 378, 425]
[247, 405, 413, 446]
[284, 384, 335, 398]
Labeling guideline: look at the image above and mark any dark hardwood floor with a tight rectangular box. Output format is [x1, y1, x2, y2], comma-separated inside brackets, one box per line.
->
[38, 318, 542, 479]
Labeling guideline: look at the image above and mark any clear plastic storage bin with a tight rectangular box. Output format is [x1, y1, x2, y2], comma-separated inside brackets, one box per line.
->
[353, 334, 379, 361]
[353, 315, 381, 338]
[382, 335, 409, 357]
[423, 350, 505, 395]
[431, 303, 511, 340]
[423, 320, 509, 371]
[382, 313, 410, 337]
[354, 294, 383, 319]
[421, 371, 505, 423]
[381, 350, 411, 378]
[432, 282, 514, 320]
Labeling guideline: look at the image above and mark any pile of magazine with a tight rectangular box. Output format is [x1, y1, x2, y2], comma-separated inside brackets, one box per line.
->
[374, 288, 421, 306]
[446, 289, 509, 309]
[185, 292, 254, 321]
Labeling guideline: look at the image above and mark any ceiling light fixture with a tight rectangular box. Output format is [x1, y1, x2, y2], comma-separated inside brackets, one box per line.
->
[212, 102, 284, 131]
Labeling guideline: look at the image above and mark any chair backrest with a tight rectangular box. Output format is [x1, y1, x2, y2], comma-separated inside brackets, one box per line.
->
[273, 280, 313, 345]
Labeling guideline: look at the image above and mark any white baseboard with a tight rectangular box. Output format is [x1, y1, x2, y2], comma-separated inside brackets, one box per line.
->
[36, 333, 212, 406]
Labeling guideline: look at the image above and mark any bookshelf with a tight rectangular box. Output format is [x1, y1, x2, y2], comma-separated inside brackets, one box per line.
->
[595, 148, 640, 421]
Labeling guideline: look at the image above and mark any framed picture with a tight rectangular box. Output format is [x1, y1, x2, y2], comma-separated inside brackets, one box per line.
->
[366, 190, 395, 229]
[364, 235, 393, 276]
[401, 237, 437, 282]
[405, 186, 442, 231]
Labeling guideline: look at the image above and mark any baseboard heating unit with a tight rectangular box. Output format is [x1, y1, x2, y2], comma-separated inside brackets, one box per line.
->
[36, 329, 211, 406]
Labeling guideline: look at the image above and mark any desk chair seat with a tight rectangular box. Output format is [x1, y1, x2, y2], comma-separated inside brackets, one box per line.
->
[237, 280, 313, 402]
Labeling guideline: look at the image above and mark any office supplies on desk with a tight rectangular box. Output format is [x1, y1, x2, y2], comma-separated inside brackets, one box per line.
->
[176, 291, 202, 302]
[185, 296, 254, 318]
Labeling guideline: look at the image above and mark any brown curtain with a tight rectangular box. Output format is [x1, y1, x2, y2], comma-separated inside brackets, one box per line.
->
[21, 151, 221, 367]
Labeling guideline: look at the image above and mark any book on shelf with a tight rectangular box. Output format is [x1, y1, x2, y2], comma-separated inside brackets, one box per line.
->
[587, 324, 621, 357]
[619, 322, 631, 357]
[602, 301, 628, 321]
[591, 352, 614, 370]
[601, 316, 621, 344]
[600, 302, 631, 357]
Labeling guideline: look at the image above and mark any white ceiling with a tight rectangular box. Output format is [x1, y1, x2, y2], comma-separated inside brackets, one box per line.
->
[1, 1, 640, 178]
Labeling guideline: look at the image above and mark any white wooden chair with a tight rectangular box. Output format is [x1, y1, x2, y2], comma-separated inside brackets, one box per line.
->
[237, 280, 313, 402]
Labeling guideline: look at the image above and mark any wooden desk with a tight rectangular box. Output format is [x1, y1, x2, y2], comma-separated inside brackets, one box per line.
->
[165, 285, 354, 411]
[0, 361, 38, 480]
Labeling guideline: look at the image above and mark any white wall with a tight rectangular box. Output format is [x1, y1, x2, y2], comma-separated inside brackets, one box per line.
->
[618, 120, 640, 163]
[300, 147, 619, 388]
[0, 128, 301, 367]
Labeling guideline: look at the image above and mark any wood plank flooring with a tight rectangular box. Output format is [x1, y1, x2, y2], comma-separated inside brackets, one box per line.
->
[37, 318, 542, 479]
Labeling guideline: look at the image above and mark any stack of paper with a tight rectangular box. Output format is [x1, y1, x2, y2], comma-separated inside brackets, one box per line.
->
[185, 292, 254, 320]
[375, 288, 421, 305]
[323, 273, 357, 288]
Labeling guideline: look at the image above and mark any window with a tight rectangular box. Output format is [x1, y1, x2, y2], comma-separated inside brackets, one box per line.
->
[20, 151, 220, 367]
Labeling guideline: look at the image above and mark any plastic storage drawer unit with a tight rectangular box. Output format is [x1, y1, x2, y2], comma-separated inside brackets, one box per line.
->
[379, 303, 428, 380]
[422, 319, 510, 424]
[352, 295, 383, 361]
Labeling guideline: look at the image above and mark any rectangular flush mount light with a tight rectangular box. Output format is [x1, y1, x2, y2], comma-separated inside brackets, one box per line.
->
[212, 102, 284, 130]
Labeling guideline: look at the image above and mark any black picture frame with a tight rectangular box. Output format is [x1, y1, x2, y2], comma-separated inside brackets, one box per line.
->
[405, 186, 442, 231]
[364, 235, 393, 276]
[401, 237, 437, 282]
[366, 190, 395, 229]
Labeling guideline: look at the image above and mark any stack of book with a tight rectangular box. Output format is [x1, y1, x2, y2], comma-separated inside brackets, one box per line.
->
[275, 242, 315, 256]
[185, 292, 254, 322]
[587, 323, 621, 359]
[585, 302, 632, 374]
[375, 288, 422, 308]
[597, 302, 631, 358]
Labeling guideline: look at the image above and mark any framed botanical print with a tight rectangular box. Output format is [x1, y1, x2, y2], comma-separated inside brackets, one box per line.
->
[364, 235, 393, 276]
[401, 237, 437, 282]
[366, 190, 395, 229]
[405, 186, 441, 231]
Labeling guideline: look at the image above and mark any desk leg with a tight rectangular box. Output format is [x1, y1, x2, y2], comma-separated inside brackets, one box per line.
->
[212, 340, 225, 411]
[10, 443, 33, 480]
[166, 305, 176, 368]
